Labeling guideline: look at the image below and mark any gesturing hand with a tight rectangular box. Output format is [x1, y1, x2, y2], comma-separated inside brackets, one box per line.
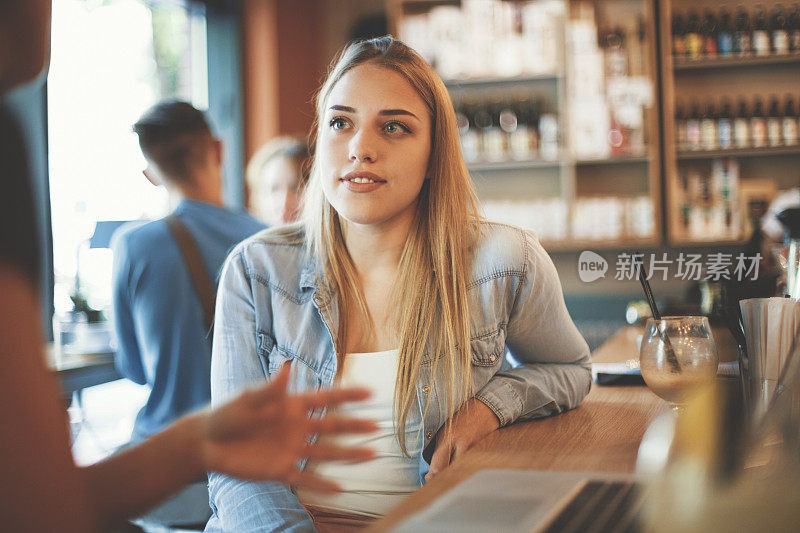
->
[199, 364, 377, 492]
[426, 398, 500, 482]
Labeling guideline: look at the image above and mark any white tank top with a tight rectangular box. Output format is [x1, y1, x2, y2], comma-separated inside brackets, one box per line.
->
[296, 349, 423, 517]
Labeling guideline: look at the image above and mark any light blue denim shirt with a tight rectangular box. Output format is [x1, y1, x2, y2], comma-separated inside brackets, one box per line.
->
[205, 221, 592, 532]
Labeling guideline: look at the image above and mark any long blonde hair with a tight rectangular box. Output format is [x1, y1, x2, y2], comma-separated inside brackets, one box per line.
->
[303, 37, 482, 454]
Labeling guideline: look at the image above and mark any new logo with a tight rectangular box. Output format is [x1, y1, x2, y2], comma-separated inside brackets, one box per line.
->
[578, 251, 608, 282]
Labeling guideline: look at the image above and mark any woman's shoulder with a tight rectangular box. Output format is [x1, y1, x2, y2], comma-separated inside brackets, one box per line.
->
[470, 221, 544, 281]
[228, 222, 308, 274]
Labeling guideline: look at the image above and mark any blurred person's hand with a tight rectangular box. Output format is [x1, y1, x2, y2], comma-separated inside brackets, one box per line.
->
[426, 398, 500, 482]
[194, 364, 377, 492]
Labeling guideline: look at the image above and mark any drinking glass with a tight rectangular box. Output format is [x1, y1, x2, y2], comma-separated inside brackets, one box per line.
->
[640, 316, 719, 408]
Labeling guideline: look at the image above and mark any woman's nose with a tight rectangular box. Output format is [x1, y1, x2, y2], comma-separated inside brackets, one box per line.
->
[348, 130, 377, 163]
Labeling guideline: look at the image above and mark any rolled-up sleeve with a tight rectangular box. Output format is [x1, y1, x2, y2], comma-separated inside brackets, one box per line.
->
[206, 248, 314, 532]
[474, 232, 592, 427]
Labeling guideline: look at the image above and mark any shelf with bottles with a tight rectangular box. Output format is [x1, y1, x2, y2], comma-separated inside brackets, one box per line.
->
[671, 158, 747, 245]
[481, 195, 658, 248]
[670, 3, 800, 64]
[674, 93, 800, 156]
[393, 0, 565, 82]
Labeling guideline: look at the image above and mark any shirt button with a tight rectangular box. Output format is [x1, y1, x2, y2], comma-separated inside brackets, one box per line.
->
[426, 432, 433, 440]
[422, 385, 430, 394]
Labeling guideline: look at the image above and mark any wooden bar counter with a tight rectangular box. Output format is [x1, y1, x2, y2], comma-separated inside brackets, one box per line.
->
[370, 382, 668, 532]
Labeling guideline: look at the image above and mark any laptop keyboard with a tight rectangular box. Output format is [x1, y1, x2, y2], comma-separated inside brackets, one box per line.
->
[542, 480, 644, 533]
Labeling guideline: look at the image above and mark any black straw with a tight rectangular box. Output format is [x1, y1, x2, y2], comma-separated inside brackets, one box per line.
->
[635, 254, 681, 372]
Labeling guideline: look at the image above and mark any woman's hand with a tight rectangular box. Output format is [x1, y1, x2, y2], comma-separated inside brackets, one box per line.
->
[197, 364, 378, 492]
[426, 398, 500, 481]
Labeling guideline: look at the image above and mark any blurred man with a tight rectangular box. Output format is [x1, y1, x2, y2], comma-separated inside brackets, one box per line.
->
[112, 100, 265, 527]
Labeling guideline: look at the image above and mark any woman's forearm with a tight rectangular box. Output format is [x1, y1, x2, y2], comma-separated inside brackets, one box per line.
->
[81, 412, 206, 528]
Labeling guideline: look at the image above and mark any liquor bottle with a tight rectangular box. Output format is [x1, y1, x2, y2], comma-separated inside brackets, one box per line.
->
[675, 104, 688, 150]
[767, 95, 783, 146]
[751, 97, 768, 148]
[685, 11, 703, 59]
[783, 94, 799, 146]
[457, 99, 481, 163]
[718, 8, 734, 56]
[734, 98, 750, 148]
[483, 96, 507, 162]
[673, 13, 687, 56]
[539, 111, 559, 161]
[734, 5, 752, 55]
[718, 99, 733, 149]
[789, 3, 800, 51]
[509, 93, 537, 160]
[687, 102, 702, 150]
[701, 101, 718, 150]
[498, 96, 518, 158]
[701, 9, 719, 57]
[604, 27, 628, 77]
[753, 5, 771, 55]
[772, 4, 790, 53]
[473, 101, 493, 161]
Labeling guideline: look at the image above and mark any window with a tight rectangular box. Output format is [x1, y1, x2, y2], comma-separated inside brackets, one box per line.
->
[47, 0, 208, 317]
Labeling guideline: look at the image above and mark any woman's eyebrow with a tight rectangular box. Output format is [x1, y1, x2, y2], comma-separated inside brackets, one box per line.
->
[328, 104, 419, 121]
[379, 109, 419, 120]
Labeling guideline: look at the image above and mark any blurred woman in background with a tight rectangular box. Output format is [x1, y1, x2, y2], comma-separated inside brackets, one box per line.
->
[246, 137, 310, 225]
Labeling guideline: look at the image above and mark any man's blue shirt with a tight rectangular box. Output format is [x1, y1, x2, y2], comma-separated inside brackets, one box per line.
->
[112, 199, 266, 442]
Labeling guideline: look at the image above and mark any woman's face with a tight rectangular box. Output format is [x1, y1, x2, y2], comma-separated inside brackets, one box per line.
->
[317, 62, 431, 230]
[255, 155, 303, 225]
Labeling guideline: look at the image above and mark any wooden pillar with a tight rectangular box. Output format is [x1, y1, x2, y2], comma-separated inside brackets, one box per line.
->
[241, 0, 323, 161]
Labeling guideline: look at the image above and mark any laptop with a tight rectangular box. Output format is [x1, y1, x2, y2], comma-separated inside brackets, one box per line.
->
[390, 470, 645, 533]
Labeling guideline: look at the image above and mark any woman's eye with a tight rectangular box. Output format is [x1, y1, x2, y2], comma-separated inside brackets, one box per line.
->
[384, 121, 410, 135]
[330, 118, 348, 130]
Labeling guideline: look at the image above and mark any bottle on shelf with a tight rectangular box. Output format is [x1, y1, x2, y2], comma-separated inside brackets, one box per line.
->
[473, 101, 494, 162]
[751, 96, 768, 148]
[673, 13, 687, 57]
[701, 9, 719, 57]
[498, 96, 519, 155]
[675, 104, 688, 151]
[456, 99, 481, 163]
[789, 3, 800, 51]
[772, 4, 790, 54]
[508, 93, 539, 161]
[718, 98, 733, 149]
[701, 100, 718, 150]
[539, 112, 559, 161]
[784, 94, 799, 146]
[734, 5, 753, 56]
[753, 5, 771, 56]
[685, 10, 703, 59]
[687, 102, 702, 150]
[734, 98, 750, 149]
[718, 8, 734, 56]
[482, 96, 507, 162]
[767, 95, 783, 146]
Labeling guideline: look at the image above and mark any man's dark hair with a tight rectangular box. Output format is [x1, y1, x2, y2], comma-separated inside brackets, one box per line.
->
[132, 100, 213, 182]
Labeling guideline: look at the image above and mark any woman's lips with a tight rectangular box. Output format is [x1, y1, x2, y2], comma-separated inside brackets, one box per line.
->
[340, 171, 386, 193]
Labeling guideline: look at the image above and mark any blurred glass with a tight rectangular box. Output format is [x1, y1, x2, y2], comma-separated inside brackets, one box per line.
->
[640, 316, 719, 407]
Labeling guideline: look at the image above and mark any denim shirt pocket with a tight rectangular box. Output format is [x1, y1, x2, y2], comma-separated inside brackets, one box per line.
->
[470, 327, 505, 367]
[257, 330, 321, 394]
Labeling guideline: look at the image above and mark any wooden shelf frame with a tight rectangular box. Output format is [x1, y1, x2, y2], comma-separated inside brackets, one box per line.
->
[673, 52, 800, 71]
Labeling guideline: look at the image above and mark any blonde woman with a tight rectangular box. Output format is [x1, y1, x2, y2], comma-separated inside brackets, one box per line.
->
[207, 37, 591, 531]
[246, 137, 310, 225]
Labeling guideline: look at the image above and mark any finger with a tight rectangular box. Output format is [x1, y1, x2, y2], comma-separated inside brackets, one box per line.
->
[308, 416, 378, 436]
[246, 363, 291, 404]
[305, 442, 376, 462]
[286, 471, 342, 493]
[426, 438, 451, 482]
[297, 386, 373, 410]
